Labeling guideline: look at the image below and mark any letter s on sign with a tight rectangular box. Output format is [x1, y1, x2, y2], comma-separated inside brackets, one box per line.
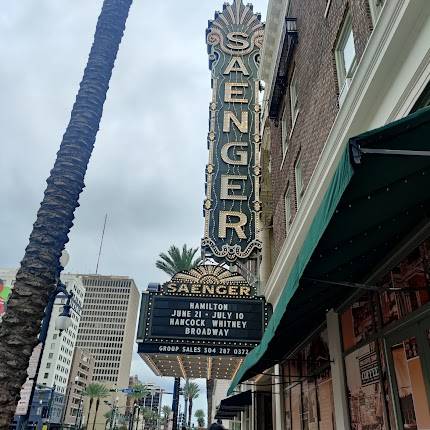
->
[226, 32, 250, 50]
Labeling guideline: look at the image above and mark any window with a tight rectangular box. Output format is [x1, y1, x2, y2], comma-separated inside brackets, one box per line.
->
[281, 104, 289, 155]
[369, 0, 385, 25]
[295, 153, 304, 207]
[284, 188, 292, 233]
[289, 69, 298, 126]
[46, 363, 51, 369]
[48, 353, 53, 359]
[44, 373, 49, 379]
[335, 13, 357, 104]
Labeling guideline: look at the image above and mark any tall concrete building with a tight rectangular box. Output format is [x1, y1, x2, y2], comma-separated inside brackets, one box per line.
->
[76, 275, 140, 427]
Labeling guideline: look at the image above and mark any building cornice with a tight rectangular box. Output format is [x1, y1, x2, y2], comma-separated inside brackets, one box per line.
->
[264, 0, 430, 306]
[259, 0, 291, 114]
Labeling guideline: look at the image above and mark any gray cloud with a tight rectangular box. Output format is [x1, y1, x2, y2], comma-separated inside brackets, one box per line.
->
[0, 0, 267, 421]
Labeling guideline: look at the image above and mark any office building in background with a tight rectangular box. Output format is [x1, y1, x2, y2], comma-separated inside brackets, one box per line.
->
[76, 275, 139, 428]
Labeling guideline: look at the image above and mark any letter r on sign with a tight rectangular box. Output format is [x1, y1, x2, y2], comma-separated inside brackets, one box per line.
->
[219, 211, 247, 239]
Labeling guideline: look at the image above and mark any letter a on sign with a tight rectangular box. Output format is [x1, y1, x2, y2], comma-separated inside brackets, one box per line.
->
[202, 0, 263, 262]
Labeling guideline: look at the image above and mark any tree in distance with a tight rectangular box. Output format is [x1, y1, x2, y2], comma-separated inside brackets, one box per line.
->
[156, 245, 202, 276]
[183, 381, 200, 427]
[84, 383, 110, 430]
[161, 405, 172, 426]
[195, 409, 205, 428]
[130, 383, 150, 430]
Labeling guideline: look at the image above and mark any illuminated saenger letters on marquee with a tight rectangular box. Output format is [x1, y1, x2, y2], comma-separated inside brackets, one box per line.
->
[201, 0, 264, 262]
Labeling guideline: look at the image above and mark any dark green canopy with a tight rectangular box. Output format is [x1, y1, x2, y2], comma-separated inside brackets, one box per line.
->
[229, 106, 430, 394]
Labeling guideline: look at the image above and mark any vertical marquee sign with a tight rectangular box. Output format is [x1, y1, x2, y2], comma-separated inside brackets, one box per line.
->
[202, 0, 264, 263]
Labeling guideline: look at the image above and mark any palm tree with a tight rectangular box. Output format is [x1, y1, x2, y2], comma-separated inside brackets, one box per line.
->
[142, 408, 159, 430]
[161, 405, 171, 427]
[104, 410, 114, 430]
[84, 383, 110, 430]
[194, 409, 205, 428]
[156, 245, 202, 276]
[130, 383, 149, 430]
[183, 381, 200, 427]
[0, 0, 133, 423]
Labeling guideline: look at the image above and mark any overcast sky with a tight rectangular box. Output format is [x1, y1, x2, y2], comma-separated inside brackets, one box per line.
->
[0, 0, 267, 422]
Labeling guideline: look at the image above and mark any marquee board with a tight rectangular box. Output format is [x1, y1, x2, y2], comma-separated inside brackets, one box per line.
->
[137, 265, 269, 357]
[136, 265, 270, 379]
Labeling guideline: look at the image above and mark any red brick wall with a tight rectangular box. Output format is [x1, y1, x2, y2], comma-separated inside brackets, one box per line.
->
[268, 0, 373, 261]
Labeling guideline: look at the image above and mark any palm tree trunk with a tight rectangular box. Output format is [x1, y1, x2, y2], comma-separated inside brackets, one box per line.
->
[92, 398, 100, 430]
[0, 0, 133, 425]
[136, 408, 140, 430]
[87, 398, 94, 430]
[129, 401, 136, 430]
[188, 399, 193, 427]
[183, 397, 188, 427]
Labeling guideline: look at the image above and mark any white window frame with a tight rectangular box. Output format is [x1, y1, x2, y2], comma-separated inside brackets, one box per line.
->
[295, 153, 304, 207]
[284, 187, 292, 233]
[335, 13, 357, 105]
[369, 0, 385, 25]
[289, 68, 299, 128]
[281, 103, 289, 156]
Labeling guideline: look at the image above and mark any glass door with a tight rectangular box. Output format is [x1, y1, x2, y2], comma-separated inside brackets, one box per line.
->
[385, 316, 430, 429]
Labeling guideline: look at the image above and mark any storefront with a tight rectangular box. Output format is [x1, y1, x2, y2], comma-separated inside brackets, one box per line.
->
[228, 106, 430, 429]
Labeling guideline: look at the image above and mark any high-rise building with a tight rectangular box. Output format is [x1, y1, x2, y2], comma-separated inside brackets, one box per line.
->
[62, 347, 94, 428]
[141, 382, 163, 415]
[76, 275, 139, 428]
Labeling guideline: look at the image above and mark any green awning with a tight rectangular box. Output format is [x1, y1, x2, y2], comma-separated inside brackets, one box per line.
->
[215, 390, 252, 419]
[229, 106, 430, 395]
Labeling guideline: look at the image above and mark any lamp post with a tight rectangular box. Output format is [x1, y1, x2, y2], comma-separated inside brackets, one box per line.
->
[108, 397, 119, 430]
[19, 251, 73, 430]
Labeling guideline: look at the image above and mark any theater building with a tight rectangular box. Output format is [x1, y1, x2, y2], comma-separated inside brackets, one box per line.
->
[224, 0, 430, 429]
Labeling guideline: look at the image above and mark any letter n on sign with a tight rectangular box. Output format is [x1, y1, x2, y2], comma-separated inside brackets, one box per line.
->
[202, 0, 263, 263]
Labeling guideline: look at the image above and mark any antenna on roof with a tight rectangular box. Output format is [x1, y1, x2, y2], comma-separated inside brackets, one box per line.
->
[95, 213, 108, 274]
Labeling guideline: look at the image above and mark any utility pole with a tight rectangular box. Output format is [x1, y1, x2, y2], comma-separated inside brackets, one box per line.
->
[171, 378, 180, 430]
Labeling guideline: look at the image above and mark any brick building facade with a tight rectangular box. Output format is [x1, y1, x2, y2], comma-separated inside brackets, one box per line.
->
[266, 0, 375, 261]
[224, 0, 430, 429]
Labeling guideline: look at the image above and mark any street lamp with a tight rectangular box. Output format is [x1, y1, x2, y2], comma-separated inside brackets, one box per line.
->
[55, 292, 73, 334]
